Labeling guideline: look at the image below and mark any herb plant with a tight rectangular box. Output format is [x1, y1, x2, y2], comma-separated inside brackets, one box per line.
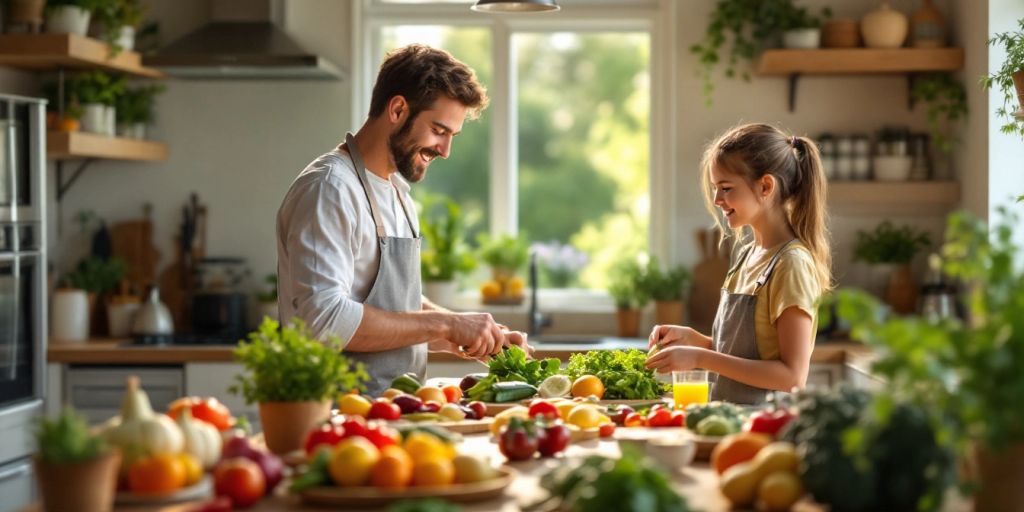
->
[231, 317, 369, 403]
[477, 233, 529, 273]
[565, 349, 667, 400]
[982, 17, 1024, 137]
[62, 256, 126, 295]
[486, 345, 561, 386]
[853, 221, 931, 265]
[35, 407, 110, 464]
[419, 194, 477, 282]
[643, 257, 691, 302]
[71, 71, 125, 106]
[608, 258, 650, 309]
[910, 73, 968, 153]
[114, 84, 165, 125]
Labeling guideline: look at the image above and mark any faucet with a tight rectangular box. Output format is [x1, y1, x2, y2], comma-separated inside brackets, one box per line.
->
[528, 251, 552, 337]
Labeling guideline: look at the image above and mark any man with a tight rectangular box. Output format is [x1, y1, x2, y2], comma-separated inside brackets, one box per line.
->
[277, 44, 530, 395]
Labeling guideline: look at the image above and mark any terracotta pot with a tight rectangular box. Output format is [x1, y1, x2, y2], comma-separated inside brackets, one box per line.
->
[972, 442, 1024, 512]
[9, 0, 45, 29]
[259, 400, 332, 455]
[616, 308, 641, 337]
[1013, 70, 1024, 117]
[34, 449, 121, 512]
[910, 0, 946, 48]
[655, 300, 685, 326]
[885, 264, 918, 315]
[822, 19, 861, 48]
[861, 1, 908, 48]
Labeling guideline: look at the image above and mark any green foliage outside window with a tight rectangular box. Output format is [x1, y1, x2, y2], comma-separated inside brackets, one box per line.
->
[853, 221, 932, 265]
[418, 192, 477, 282]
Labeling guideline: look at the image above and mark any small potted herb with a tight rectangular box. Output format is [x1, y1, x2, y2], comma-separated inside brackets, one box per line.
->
[608, 258, 650, 337]
[34, 407, 121, 512]
[419, 194, 476, 307]
[71, 70, 125, 136]
[477, 233, 529, 305]
[114, 83, 164, 139]
[983, 17, 1024, 137]
[781, 5, 831, 49]
[45, 0, 99, 37]
[94, 0, 144, 54]
[231, 317, 368, 454]
[853, 221, 931, 314]
[643, 257, 691, 326]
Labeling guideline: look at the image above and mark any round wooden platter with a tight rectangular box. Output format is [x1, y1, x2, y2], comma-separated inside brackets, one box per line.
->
[485, 398, 670, 416]
[391, 417, 494, 435]
[115, 476, 212, 505]
[298, 467, 516, 507]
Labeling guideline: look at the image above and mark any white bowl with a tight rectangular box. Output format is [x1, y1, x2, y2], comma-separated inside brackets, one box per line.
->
[872, 155, 912, 181]
[645, 438, 696, 472]
[783, 28, 821, 49]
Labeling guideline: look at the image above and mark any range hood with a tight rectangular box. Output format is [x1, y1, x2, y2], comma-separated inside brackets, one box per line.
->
[143, 14, 344, 80]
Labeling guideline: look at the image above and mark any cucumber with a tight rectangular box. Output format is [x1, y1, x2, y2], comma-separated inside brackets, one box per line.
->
[492, 381, 538, 403]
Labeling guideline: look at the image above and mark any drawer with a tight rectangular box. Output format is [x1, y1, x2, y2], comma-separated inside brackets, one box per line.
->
[0, 460, 34, 512]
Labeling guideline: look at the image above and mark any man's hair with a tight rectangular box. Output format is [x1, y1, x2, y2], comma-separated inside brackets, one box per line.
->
[369, 44, 489, 121]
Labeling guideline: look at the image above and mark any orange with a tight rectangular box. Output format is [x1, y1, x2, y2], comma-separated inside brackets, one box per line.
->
[177, 453, 203, 486]
[507, 277, 525, 297]
[370, 446, 414, 488]
[412, 458, 455, 487]
[329, 437, 381, 486]
[711, 432, 772, 475]
[571, 375, 604, 399]
[128, 453, 187, 494]
[480, 281, 501, 299]
[58, 117, 80, 132]
[415, 386, 447, 405]
[403, 431, 455, 464]
[442, 385, 463, 403]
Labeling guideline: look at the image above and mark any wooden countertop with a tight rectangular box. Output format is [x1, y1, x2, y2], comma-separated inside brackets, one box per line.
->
[47, 339, 869, 366]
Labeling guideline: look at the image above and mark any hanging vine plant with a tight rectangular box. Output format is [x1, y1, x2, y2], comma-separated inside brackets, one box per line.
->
[910, 73, 968, 154]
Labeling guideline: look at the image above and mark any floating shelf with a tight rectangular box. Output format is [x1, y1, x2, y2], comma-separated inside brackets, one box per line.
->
[48, 131, 168, 161]
[829, 181, 960, 215]
[0, 33, 163, 78]
[758, 48, 965, 75]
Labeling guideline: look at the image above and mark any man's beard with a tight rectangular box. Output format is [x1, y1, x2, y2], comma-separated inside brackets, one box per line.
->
[388, 116, 439, 183]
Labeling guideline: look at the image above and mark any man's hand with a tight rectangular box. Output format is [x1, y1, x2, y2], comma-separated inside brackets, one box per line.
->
[446, 312, 504, 358]
[501, 330, 535, 357]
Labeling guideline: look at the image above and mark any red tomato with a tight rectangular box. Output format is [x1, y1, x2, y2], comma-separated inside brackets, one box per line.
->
[335, 415, 369, 438]
[598, 422, 616, 438]
[669, 411, 686, 427]
[499, 425, 538, 461]
[647, 408, 673, 428]
[467, 401, 487, 419]
[214, 457, 266, 508]
[624, 412, 646, 428]
[538, 423, 571, 457]
[367, 399, 401, 421]
[442, 385, 463, 403]
[303, 423, 345, 455]
[363, 425, 400, 449]
[168, 397, 234, 431]
[528, 400, 560, 420]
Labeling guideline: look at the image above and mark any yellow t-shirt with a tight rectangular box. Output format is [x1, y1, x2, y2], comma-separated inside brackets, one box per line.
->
[721, 240, 822, 360]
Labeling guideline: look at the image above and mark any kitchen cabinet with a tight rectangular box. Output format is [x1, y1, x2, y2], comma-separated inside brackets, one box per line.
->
[63, 365, 184, 424]
[0, 459, 34, 511]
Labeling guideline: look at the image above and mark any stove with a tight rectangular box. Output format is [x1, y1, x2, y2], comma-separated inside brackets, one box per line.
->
[125, 333, 246, 346]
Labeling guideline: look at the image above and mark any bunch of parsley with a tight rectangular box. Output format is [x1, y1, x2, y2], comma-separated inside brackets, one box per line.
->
[565, 349, 668, 400]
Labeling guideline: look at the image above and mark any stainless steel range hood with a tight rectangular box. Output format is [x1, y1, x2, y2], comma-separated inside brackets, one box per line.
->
[143, 3, 344, 80]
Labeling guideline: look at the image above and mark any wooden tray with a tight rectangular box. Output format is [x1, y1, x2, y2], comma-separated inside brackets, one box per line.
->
[485, 398, 669, 416]
[115, 476, 212, 505]
[392, 417, 494, 435]
[298, 467, 515, 507]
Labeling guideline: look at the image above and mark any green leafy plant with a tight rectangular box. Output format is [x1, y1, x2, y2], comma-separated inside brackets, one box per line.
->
[910, 73, 968, 153]
[853, 221, 932, 265]
[642, 257, 691, 302]
[477, 233, 528, 274]
[255, 274, 277, 303]
[231, 317, 369, 403]
[486, 346, 560, 387]
[92, 0, 144, 55]
[419, 194, 476, 282]
[62, 256, 126, 295]
[35, 407, 110, 464]
[607, 257, 650, 309]
[114, 83, 164, 124]
[982, 18, 1024, 137]
[780, 4, 830, 30]
[45, 0, 103, 13]
[70, 70, 125, 106]
[565, 349, 667, 400]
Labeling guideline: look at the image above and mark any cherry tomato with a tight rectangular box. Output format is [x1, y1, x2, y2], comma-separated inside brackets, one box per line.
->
[368, 399, 401, 421]
[303, 423, 345, 455]
[669, 411, 686, 427]
[647, 408, 673, 428]
[538, 422, 571, 457]
[467, 401, 487, 419]
[336, 415, 369, 438]
[624, 412, 646, 428]
[168, 396, 234, 431]
[214, 457, 266, 508]
[363, 424, 400, 449]
[599, 422, 616, 438]
[528, 400, 560, 420]
[499, 423, 539, 461]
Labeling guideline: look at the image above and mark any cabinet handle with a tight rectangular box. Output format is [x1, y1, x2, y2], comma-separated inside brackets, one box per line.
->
[0, 464, 29, 483]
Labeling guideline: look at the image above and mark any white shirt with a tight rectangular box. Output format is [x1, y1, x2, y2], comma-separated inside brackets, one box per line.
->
[276, 147, 419, 345]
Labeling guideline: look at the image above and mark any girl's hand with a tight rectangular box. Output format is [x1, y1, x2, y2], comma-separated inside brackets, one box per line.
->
[649, 324, 705, 349]
[645, 346, 704, 374]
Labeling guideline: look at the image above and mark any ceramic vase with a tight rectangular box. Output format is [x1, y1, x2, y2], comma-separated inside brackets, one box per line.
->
[910, 0, 946, 48]
[861, 1, 908, 48]
[45, 6, 90, 36]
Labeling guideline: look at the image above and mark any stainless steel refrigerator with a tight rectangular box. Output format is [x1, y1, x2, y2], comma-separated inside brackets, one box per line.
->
[0, 94, 47, 511]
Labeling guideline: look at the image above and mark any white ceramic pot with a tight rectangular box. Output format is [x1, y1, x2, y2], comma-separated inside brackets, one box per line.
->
[115, 25, 135, 51]
[423, 280, 457, 308]
[45, 6, 90, 36]
[52, 288, 89, 342]
[782, 28, 821, 49]
[873, 155, 913, 181]
[861, 2, 908, 48]
[104, 106, 116, 136]
[107, 302, 140, 338]
[116, 122, 146, 139]
[80, 103, 105, 134]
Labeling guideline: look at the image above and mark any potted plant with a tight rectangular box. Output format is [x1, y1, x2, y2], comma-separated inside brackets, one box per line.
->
[643, 257, 691, 326]
[910, 73, 968, 154]
[34, 407, 121, 512]
[477, 233, 529, 305]
[853, 221, 931, 314]
[419, 194, 476, 307]
[781, 5, 831, 49]
[254, 273, 278, 326]
[608, 258, 650, 337]
[7, 0, 47, 33]
[45, 0, 99, 37]
[833, 207, 1024, 511]
[230, 317, 368, 455]
[530, 240, 588, 288]
[71, 70, 124, 136]
[61, 255, 126, 336]
[983, 18, 1024, 137]
[114, 83, 163, 139]
[94, 0, 144, 54]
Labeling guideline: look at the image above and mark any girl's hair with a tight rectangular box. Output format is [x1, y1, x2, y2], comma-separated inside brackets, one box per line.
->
[700, 123, 832, 291]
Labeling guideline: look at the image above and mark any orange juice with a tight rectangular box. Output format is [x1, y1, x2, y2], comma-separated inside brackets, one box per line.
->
[673, 381, 709, 409]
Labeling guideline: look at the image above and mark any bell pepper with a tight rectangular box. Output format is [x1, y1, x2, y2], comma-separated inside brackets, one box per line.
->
[390, 373, 422, 395]
[744, 407, 797, 437]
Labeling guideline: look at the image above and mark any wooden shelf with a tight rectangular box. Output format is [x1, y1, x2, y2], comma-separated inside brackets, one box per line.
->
[829, 181, 960, 215]
[0, 33, 163, 78]
[48, 131, 168, 161]
[758, 48, 965, 75]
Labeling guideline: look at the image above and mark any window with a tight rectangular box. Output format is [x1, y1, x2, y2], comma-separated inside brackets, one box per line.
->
[358, 1, 667, 291]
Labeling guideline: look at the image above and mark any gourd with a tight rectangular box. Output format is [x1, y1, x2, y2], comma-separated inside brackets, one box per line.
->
[176, 408, 223, 469]
[100, 376, 184, 469]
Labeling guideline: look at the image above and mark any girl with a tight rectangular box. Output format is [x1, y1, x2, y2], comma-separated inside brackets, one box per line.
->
[645, 123, 831, 405]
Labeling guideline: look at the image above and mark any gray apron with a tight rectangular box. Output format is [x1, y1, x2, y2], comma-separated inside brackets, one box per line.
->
[709, 239, 797, 405]
[340, 132, 427, 396]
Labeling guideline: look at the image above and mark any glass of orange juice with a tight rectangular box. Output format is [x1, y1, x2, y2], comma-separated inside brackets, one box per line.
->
[672, 370, 709, 409]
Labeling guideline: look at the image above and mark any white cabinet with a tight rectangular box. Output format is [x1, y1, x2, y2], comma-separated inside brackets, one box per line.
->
[0, 460, 34, 512]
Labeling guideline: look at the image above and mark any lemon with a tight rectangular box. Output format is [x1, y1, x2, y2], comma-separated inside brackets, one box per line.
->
[567, 404, 603, 429]
[489, 406, 529, 436]
[339, 393, 372, 417]
[404, 431, 456, 464]
[329, 437, 380, 486]
[538, 375, 572, 398]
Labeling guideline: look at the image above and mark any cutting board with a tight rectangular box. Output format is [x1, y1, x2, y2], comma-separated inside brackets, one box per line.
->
[688, 228, 731, 334]
[110, 204, 160, 295]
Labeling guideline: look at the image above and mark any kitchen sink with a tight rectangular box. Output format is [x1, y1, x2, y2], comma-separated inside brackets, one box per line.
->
[530, 335, 648, 350]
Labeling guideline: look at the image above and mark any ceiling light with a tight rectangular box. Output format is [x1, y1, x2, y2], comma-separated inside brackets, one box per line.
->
[471, 0, 560, 13]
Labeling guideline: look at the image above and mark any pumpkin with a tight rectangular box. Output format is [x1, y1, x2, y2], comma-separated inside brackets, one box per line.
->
[100, 376, 184, 472]
[177, 407, 223, 469]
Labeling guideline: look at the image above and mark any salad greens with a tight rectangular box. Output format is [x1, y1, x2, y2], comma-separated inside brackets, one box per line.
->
[487, 346, 561, 386]
[565, 349, 668, 400]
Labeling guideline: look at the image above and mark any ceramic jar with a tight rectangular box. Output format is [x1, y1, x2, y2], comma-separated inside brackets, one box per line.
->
[861, 1, 908, 48]
[911, 0, 946, 48]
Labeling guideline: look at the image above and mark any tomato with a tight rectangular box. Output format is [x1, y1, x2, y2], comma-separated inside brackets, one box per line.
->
[442, 385, 463, 403]
[467, 401, 487, 420]
[744, 408, 797, 437]
[214, 457, 266, 508]
[304, 423, 345, 455]
[538, 422, 571, 457]
[528, 400, 560, 420]
[367, 399, 401, 421]
[647, 408, 673, 428]
[498, 418, 539, 461]
[609, 405, 634, 425]
[669, 410, 686, 427]
[599, 422, 616, 438]
[168, 396, 234, 431]
[624, 412, 646, 428]
[128, 453, 187, 494]
[363, 424, 400, 449]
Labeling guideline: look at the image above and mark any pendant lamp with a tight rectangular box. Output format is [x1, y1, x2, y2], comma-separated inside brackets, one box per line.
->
[471, 0, 560, 13]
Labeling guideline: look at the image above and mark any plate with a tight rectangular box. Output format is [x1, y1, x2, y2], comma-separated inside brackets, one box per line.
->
[485, 398, 669, 416]
[115, 476, 212, 505]
[391, 417, 494, 435]
[298, 467, 516, 507]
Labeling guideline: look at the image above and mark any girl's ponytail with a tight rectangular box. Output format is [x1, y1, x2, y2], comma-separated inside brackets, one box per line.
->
[788, 136, 832, 292]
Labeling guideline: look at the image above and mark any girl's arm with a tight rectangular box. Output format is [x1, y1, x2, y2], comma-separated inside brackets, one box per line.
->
[700, 306, 813, 391]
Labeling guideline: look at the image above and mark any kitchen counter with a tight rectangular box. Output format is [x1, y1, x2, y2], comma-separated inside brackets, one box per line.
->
[47, 339, 869, 365]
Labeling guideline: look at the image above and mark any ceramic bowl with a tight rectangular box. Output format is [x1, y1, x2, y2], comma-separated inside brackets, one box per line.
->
[873, 155, 913, 181]
[645, 438, 696, 472]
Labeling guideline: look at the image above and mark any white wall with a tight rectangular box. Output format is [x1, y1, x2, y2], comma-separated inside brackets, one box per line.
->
[988, 0, 1024, 249]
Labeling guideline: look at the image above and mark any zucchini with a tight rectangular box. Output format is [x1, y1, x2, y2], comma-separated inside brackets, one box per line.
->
[492, 381, 538, 403]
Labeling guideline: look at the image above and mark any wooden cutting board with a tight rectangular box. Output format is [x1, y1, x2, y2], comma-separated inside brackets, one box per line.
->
[688, 228, 731, 334]
[110, 204, 160, 295]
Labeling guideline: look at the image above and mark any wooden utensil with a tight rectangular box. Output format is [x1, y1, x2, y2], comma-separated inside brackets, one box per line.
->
[110, 203, 160, 295]
[688, 227, 731, 334]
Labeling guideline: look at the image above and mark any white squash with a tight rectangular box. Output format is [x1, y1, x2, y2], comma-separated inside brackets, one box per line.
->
[176, 408, 222, 468]
[100, 376, 184, 470]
